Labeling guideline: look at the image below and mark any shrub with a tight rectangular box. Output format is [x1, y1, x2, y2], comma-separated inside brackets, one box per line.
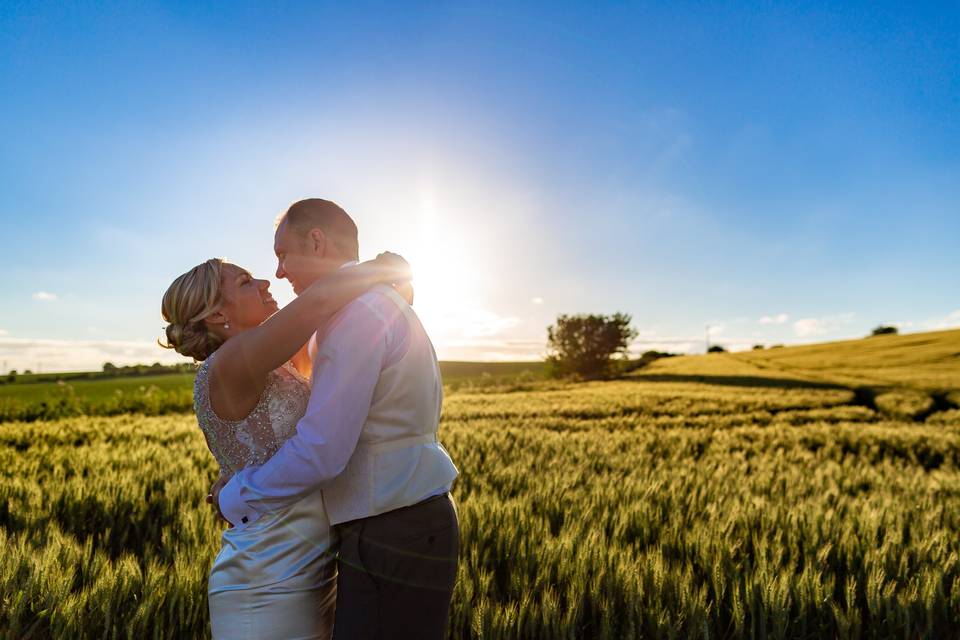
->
[642, 350, 675, 360]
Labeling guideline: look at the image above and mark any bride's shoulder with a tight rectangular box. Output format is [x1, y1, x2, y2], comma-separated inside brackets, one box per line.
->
[194, 353, 212, 384]
[193, 352, 216, 403]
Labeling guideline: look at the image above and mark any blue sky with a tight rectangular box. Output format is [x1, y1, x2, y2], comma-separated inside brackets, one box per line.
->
[1, 1, 958, 371]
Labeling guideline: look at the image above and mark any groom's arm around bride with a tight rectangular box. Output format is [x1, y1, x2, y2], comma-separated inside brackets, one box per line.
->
[217, 198, 460, 640]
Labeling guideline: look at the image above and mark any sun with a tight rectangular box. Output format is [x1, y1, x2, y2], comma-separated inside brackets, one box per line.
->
[402, 233, 478, 337]
[371, 188, 516, 358]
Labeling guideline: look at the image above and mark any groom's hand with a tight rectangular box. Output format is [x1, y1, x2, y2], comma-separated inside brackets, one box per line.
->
[206, 475, 234, 528]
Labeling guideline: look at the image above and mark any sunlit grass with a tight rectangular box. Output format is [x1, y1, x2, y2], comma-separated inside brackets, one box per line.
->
[3, 376, 960, 638]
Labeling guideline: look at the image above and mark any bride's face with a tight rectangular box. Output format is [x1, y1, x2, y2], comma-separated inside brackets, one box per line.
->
[217, 263, 279, 331]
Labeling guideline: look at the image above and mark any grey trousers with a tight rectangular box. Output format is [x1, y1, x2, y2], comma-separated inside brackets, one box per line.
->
[332, 494, 459, 640]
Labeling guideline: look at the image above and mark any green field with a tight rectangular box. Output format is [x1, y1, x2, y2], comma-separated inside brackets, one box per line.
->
[438, 361, 546, 387]
[0, 373, 196, 403]
[0, 362, 546, 423]
[2, 331, 959, 638]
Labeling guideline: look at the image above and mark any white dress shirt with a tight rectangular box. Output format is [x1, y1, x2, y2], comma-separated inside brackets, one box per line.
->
[218, 264, 412, 528]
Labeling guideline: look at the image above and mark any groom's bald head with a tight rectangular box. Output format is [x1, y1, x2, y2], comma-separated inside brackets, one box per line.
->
[273, 198, 360, 294]
[277, 198, 359, 261]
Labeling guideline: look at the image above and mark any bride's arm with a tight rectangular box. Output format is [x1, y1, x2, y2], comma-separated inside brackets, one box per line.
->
[285, 278, 410, 381]
[214, 254, 410, 385]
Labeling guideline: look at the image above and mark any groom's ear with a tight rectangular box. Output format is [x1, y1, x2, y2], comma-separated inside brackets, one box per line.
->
[306, 228, 327, 257]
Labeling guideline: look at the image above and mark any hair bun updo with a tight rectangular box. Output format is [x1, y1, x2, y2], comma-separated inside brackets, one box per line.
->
[159, 258, 226, 361]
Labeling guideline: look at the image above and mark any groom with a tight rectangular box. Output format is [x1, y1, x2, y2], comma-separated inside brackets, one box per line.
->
[215, 198, 460, 639]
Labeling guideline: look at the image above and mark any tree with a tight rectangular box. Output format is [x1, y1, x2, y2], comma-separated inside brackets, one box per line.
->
[546, 312, 637, 379]
[708, 345, 726, 353]
[871, 325, 898, 336]
[752, 344, 765, 350]
[103, 362, 117, 374]
[6, 370, 15, 384]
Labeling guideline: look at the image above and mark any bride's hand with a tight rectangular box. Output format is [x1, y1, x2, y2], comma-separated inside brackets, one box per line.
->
[373, 252, 414, 304]
[207, 473, 235, 528]
[373, 251, 412, 282]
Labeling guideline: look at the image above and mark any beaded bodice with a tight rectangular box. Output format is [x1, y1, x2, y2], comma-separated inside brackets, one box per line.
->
[194, 351, 311, 476]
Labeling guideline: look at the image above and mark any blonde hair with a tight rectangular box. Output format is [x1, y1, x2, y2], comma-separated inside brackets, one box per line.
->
[160, 258, 226, 361]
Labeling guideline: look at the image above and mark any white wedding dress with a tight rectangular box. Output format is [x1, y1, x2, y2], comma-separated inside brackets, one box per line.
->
[195, 351, 337, 640]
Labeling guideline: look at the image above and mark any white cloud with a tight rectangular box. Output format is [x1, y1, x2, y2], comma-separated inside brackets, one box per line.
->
[706, 324, 725, 337]
[461, 311, 522, 338]
[793, 313, 856, 338]
[793, 318, 827, 337]
[32, 291, 58, 302]
[759, 313, 789, 325]
[0, 329, 7, 336]
[922, 310, 960, 331]
[530, 297, 544, 305]
[436, 338, 546, 361]
[2, 333, 550, 371]
[0, 337, 191, 373]
[420, 304, 522, 341]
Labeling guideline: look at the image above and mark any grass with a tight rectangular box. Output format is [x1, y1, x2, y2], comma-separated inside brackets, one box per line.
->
[2, 329, 959, 638]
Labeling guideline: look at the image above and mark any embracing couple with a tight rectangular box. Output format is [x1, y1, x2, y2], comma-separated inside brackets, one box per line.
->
[161, 198, 460, 639]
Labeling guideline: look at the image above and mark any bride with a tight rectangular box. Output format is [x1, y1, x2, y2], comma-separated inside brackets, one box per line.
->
[160, 253, 411, 640]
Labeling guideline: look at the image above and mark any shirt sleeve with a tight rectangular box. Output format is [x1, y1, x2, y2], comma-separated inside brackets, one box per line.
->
[218, 294, 394, 528]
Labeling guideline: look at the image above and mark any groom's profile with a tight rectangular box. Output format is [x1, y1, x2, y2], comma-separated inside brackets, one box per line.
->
[216, 198, 460, 639]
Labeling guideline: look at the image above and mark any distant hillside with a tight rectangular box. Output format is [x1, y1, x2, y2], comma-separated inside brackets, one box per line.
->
[643, 329, 960, 392]
[635, 329, 960, 422]
[744, 329, 960, 391]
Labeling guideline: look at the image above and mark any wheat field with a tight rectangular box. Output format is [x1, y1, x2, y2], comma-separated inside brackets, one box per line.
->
[2, 331, 959, 638]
